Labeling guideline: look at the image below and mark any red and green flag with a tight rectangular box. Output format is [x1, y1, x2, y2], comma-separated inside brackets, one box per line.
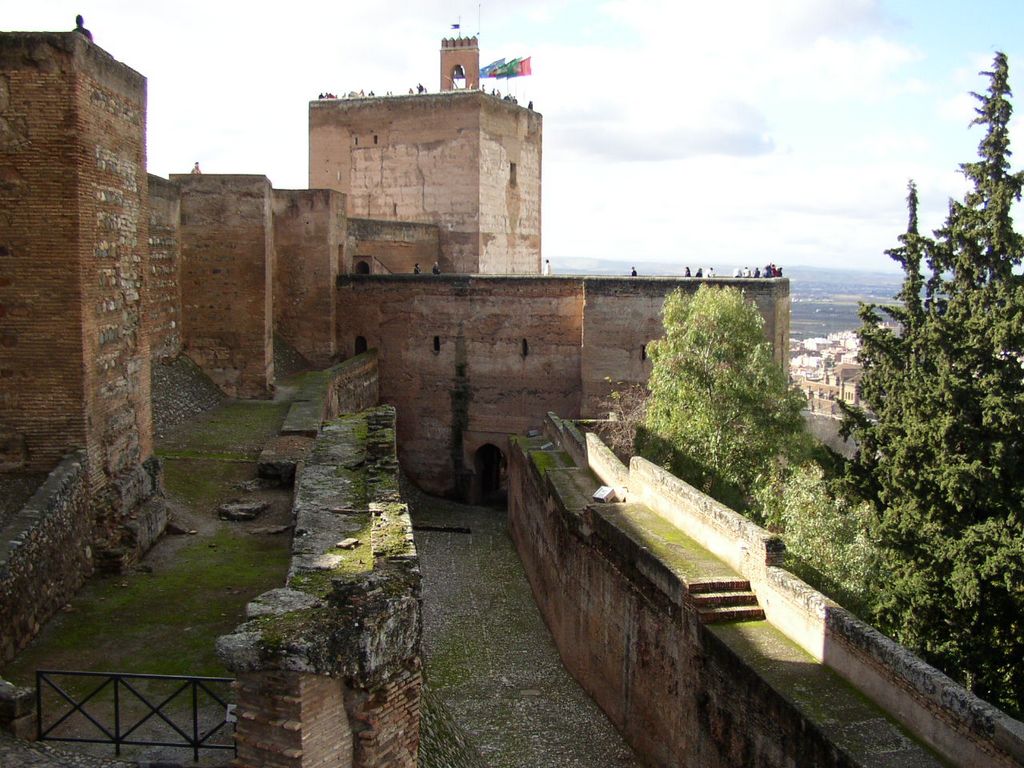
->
[480, 58, 506, 78]
[484, 56, 532, 78]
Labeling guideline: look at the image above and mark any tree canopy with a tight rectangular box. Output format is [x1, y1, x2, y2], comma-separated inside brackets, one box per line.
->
[843, 52, 1024, 715]
[642, 284, 806, 508]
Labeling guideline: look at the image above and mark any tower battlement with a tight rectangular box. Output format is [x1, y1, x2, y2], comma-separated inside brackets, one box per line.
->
[441, 36, 478, 49]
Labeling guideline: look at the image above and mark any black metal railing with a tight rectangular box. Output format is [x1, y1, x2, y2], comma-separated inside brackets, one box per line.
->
[36, 670, 235, 762]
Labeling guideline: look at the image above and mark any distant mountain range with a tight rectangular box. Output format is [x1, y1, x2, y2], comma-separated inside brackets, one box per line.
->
[553, 259, 903, 340]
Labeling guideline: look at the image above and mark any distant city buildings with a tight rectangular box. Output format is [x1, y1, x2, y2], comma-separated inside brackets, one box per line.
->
[790, 330, 864, 418]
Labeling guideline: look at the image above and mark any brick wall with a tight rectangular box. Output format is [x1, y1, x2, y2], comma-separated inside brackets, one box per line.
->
[345, 667, 421, 767]
[347, 218, 440, 276]
[507, 439, 886, 768]
[0, 451, 92, 664]
[546, 419, 1024, 768]
[579, 277, 791, 412]
[439, 37, 480, 91]
[337, 275, 789, 496]
[233, 671, 353, 768]
[147, 174, 182, 360]
[173, 174, 274, 398]
[327, 351, 379, 417]
[273, 189, 343, 368]
[0, 32, 152, 484]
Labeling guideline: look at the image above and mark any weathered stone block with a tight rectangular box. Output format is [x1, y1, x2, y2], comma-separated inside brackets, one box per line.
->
[219, 500, 269, 521]
[0, 680, 34, 721]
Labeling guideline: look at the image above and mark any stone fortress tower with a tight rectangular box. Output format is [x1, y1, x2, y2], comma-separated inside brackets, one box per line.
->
[309, 37, 541, 275]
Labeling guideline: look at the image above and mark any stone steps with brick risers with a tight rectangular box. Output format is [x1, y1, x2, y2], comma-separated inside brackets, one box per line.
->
[688, 577, 752, 594]
[688, 580, 766, 623]
[690, 589, 759, 608]
[696, 604, 767, 624]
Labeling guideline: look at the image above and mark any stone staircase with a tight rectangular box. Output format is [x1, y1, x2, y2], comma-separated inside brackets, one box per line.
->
[688, 578, 765, 624]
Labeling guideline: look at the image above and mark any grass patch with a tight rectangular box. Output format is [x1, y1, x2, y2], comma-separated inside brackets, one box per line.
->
[158, 400, 288, 461]
[3, 528, 290, 684]
[529, 449, 572, 476]
[373, 503, 414, 560]
[161, 458, 255, 512]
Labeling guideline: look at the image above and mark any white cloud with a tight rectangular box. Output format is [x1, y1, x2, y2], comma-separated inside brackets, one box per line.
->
[7, 0, 1023, 273]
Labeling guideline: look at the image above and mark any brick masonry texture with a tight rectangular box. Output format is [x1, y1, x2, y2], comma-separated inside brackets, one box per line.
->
[347, 218, 440, 276]
[337, 274, 790, 496]
[146, 173, 181, 360]
[510, 418, 1024, 768]
[273, 189, 343, 368]
[219, 405, 421, 768]
[0, 32, 152, 486]
[0, 31, 163, 696]
[6, 28, 1015, 768]
[507, 436, 928, 768]
[172, 173, 275, 399]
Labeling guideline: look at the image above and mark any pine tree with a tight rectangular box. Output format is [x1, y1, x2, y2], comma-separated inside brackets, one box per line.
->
[845, 53, 1024, 715]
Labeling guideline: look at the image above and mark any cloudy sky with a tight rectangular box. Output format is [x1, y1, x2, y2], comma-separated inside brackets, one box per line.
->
[7, 1, 1024, 272]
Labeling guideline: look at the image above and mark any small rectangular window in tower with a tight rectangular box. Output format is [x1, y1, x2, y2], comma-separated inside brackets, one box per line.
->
[354, 136, 359, 146]
[374, 134, 379, 145]
[510, 162, 517, 187]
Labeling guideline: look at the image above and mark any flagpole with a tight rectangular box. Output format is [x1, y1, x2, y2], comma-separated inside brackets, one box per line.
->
[478, 3, 482, 37]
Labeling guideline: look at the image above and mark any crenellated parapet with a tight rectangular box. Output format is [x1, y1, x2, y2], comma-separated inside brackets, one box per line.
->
[440, 36, 479, 48]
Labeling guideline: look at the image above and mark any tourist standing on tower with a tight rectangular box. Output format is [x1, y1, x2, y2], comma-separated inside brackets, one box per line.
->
[73, 15, 92, 41]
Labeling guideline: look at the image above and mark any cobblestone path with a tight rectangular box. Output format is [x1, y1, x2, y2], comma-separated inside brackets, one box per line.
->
[410, 490, 641, 768]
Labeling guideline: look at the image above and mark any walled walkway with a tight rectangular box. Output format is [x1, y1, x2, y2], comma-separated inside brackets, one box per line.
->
[408, 486, 641, 768]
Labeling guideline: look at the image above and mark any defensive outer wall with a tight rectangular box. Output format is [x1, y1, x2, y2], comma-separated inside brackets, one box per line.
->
[0, 30, 791, 675]
[509, 415, 1024, 768]
[338, 274, 788, 498]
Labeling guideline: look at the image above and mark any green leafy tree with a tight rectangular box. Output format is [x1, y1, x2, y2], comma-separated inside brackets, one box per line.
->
[755, 463, 877, 614]
[641, 284, 806, 509]
[844, 53, 1024, 715]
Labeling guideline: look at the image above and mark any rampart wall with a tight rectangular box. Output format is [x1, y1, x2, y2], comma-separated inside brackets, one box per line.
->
[273, 189, 344, 368]
[513, 416, 1024, 768]
[172, 174, 275, 399]
[219, 405, 421, 768]
[337, 275, 789, 496]
[0, 452, 91, 666]
[147, 174, 182, 360]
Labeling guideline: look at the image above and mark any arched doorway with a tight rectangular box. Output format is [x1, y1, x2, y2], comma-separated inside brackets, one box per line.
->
[354, 335, 368, 354]
[355, 260, 371, 274]
[473, 443, 506, 505]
